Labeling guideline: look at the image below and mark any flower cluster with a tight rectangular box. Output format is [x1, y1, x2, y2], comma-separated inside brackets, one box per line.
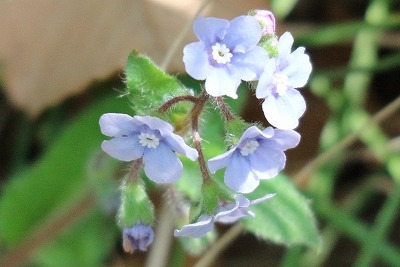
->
[99, 113, 198, 183]
[99, 9, 311, 251]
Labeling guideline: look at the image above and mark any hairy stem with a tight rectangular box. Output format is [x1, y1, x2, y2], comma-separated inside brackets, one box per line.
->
[191, 92, 212, 182]
[215, 97, 235, 121]
[157, 95, 197, 113]
[127, 158, 143, 183]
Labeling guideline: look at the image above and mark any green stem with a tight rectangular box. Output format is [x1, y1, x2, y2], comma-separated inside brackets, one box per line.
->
[353, 184, 400, 267]
[316, 201, 400, 266]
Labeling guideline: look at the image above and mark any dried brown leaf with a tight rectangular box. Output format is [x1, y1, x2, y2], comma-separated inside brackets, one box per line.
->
[0, 0, 267, 116]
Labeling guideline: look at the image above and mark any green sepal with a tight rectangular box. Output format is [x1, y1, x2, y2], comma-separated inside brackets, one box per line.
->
[224, 118, 255, 147]
[118, 181, 154, 227]
[188, 201, 203, 223]
[201, 180, 234, 216]
[125, 50, 191, 117]
[259, 34, 279, 58]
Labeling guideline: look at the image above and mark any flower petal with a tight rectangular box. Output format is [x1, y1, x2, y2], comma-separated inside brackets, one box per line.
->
[134, 115, 173, 132]
[101, 136, 144, 162]
[237, 126, 273, 146]
[224, 152, 259, 193]
[205, 67, 241, 98]
[215, 195, 253, 224]
[143, 143, 183, 183]
[183, 42, 210, 80]
[263, 129, 301, 151]
[99, 113, 138, 137]
[255, 59, 276, 99]
[250, 193, 276, 205]
[174, 215, 214, 238]
[224, 16, 262, 53]
[277, 32, 294, 64]
[193, 16, 228, 46]
[283, 47, 312, 88]
[208, 148, 235, 173]
[262, 88, 306, 130]
[230, 46, 268, 81]
[250, 147, 286, 179]
[163, 134, 198, 161]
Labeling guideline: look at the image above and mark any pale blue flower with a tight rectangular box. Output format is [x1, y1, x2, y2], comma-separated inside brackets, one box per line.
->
[208, 126, 300, 193]
[174, 194, 275, 238]
[99, 113, 198, 183]
[122, 224, 154, 252]
[256, 32, 312, 130]
[183, 15, 268, 98]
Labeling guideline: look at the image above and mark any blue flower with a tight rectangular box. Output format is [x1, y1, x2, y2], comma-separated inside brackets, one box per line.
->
[122, 224, 154, 252]
[99, 113, 198, 183]
[208, 126, 300, 193]
[256, 32, 312, 130]
[174, 194, 275, 238]
[183, 15, 268, 99]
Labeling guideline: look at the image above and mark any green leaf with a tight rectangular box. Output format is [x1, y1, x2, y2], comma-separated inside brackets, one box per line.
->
[243, 174, 320, 248]
[125, 51, 190, 116]
[0, 94, 132, 245]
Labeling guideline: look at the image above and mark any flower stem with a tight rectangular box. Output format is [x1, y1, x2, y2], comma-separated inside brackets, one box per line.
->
[191, 92, 212, 182]
[215, 97, 234, 121]
[157, 95, 197, 113]
[127, 158, 143, 183]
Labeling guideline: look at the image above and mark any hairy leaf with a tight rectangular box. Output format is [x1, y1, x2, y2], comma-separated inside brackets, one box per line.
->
[243, 174, 320, 248]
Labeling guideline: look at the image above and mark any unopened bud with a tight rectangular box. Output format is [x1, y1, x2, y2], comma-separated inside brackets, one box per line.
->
[253, 10, 276, 36]
[122, 224, 154, 253]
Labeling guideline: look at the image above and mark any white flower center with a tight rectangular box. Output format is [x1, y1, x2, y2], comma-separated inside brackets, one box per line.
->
[139, 132, 160, 149]
[211, 43, 233, 64]
[240, 140, 259, 156]
[273, 72, 290, 95]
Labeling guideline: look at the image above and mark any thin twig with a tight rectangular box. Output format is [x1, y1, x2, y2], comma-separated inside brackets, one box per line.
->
[0, 192, 96, 267]
[145, 202, 176, 267]
[194, 224, 244, 267]
[294, 94, 400, 187]
[159, 0, 214, 71]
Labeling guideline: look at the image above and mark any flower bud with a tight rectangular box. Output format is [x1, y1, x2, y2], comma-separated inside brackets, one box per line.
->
[253, 9, 276, 36]
[118, 181, 154, 227]
[123, 224, 154, 253]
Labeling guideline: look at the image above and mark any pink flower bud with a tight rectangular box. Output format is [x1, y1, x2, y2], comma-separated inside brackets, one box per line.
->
[254, 10, 276, 35]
